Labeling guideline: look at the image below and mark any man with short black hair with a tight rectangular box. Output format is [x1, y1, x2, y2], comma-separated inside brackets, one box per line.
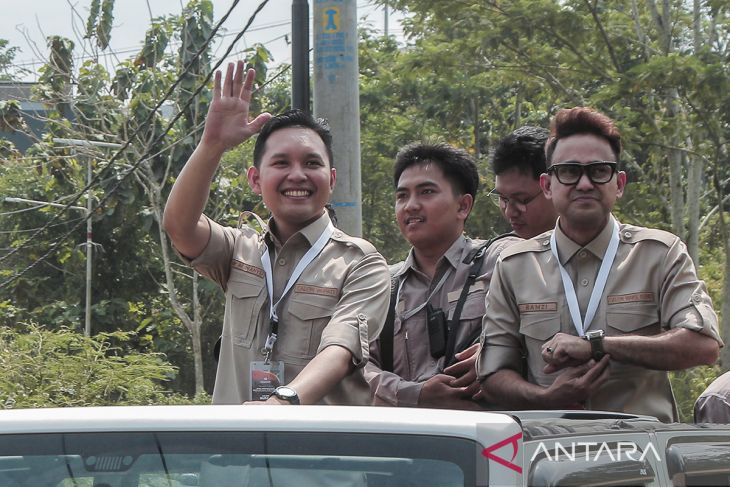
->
[478, 107, 722, 422]
[366, 142, 519, 409]
[164, 61, 389, 407]
[490, 126, 558, 239]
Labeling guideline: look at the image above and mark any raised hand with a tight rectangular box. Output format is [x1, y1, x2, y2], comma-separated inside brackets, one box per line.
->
[201, 60, 272, 154]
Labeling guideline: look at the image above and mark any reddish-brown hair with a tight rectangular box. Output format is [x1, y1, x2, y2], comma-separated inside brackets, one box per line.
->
[545, 107, 621, 165]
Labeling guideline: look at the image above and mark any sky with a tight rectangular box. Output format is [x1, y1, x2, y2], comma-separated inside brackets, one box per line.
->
[0, 0, 404, 82]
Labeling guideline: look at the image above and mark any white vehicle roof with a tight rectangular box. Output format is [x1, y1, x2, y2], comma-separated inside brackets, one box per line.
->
[0, 405, 519, 442]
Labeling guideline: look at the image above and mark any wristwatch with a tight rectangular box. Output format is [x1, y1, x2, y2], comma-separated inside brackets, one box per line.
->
[272, 386, 300, 405]
[583, 330, 605, 360]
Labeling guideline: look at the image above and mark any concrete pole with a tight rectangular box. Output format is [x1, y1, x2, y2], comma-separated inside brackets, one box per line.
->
[292, 0, 310, 113]
[313, 0, 362, 236]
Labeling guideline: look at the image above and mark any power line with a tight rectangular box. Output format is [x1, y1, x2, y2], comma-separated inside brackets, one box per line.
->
[0, 0, 271, 287]
[11, 18, 292, 71]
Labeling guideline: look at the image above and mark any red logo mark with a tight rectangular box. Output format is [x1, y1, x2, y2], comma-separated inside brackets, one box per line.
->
[482, 432, 523, 474]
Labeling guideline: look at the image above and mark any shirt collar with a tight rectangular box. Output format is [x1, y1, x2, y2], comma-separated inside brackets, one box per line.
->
[398, 234, 465, 278]
[265, 210, 330, 249]
[554, 215, 616, 264]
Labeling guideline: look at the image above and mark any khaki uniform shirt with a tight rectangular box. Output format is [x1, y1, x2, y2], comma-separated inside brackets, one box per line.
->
[477, 216, 722, 422]
[186, 211, 390, 405]
[694, 371, 730, 423]
[366, 234, 520, 406]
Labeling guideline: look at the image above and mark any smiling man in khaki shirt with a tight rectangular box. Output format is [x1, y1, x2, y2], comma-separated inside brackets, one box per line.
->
[366, 143, 520, 409]
[163, 61, 389, 406]
[477, 107, 722, 422]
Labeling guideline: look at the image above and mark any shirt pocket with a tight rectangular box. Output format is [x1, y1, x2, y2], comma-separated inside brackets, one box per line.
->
[279, 293, 338, 360]
[225, 271, 266, 348]
[605, 303, 659, 334]
[519, 313, 561, 343]
[447, 284, 486, 321]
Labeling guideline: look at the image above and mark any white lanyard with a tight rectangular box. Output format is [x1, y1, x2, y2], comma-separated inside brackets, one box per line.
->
[259, 221, 334, 359]
[397, 268, 452, 321]
[550, 220, 619, 337]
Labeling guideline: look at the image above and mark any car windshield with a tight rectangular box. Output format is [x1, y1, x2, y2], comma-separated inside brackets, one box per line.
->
[0, 431, 481, 487]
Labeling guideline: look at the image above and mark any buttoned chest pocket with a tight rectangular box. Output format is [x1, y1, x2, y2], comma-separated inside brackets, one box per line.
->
[226, 272, 267, 348]
[606, 303, 660, 335]
[278, 292, 338, 360]
[519, 313, 561, 342]
[447, 286, 486, 321]
[516, 295, 564, 342]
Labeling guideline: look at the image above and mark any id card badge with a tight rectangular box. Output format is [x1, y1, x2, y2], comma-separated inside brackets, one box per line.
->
[250, 361, 285, 401]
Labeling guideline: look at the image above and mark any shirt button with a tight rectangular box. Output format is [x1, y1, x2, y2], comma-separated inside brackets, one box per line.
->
[542, 240, 550, 246]
[624, 231, 632, 239]
[578, 251, 587, 258]
[357, 313, 366, 320]
[581, 278, 589, 286]
[692, 294, 702, 303]
[278, 258, 286, 266]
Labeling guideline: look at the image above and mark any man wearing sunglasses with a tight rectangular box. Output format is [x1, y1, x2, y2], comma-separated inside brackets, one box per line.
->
[477, 107, 722, 422]
[490, 126, 558, 240]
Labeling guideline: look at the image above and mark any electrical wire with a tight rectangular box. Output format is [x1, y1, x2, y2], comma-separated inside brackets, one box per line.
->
[0, 0, 271, 288]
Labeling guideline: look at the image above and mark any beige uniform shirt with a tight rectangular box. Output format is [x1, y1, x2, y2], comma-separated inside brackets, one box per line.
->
[694, 371, 730, 423]
[478, 216, 722, 422]
[187, 211, 390, 405]
[366, 234, 520, 406]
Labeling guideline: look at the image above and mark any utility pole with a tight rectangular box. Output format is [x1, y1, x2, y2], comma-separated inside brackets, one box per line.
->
[313, 0, 362, 236]
[384, 1, 389, 37]
[292, 0, 310, 112]
[52, 138, 122, 337]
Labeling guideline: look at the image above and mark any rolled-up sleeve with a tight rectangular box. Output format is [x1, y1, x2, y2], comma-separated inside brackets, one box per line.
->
[175, 217, 238, 290]
[318, 251, 390, 368]
[661, 238, 723, 346]
[477, 258, 525, 382]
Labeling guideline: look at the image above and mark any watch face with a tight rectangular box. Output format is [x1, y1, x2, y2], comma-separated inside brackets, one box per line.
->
[274, 387, 299, 404]
[276, 387, 296, 398]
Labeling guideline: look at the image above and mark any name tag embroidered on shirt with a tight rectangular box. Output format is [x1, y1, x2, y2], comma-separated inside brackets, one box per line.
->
[518, 302, 558, 313]
[293, 284, 338, 297]
[231, 259, 265, 278]
[607, 292, 654, 304]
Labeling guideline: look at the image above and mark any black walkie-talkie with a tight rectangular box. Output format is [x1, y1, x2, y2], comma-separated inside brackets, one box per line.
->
[426, 303, 447, 358]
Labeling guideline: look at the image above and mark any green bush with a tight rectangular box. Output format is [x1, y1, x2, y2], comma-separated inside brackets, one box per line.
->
[0, 323, 209, 408]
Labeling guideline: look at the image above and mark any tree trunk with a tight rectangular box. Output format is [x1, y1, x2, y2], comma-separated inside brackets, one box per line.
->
[686, 149, 701, 263]
[191, 271, 204, 394]
[685, 0, 702, 264]
[145, 169, 206, 395]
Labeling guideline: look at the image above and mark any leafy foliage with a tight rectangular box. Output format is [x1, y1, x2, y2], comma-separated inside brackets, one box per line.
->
[0, 323, 204, 407]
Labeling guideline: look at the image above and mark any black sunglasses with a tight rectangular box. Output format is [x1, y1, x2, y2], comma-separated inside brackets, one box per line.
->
[548, 161, 618, 185]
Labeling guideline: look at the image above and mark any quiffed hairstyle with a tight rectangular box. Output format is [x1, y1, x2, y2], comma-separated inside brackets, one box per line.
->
[545, 107, 621, 165]
[491, 125, 549, 180]
[252, 109, 333, 168]
[393, 142, 479, 198]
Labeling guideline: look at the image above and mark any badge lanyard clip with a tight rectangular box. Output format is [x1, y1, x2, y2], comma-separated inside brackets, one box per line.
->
[261, 320, 278, 365]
